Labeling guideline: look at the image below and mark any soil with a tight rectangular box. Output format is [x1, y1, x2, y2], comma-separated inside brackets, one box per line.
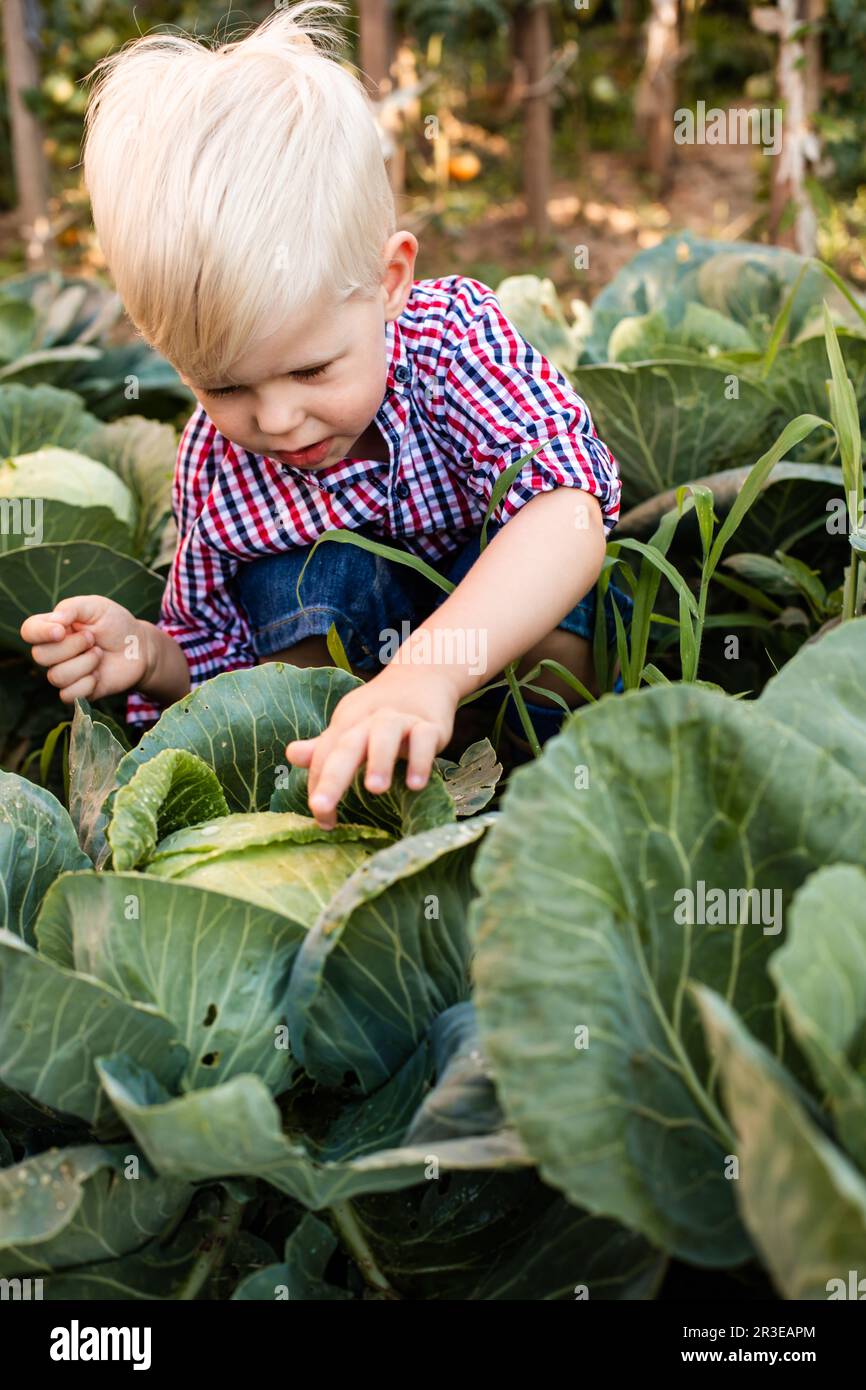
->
[412, 137, 764, 303]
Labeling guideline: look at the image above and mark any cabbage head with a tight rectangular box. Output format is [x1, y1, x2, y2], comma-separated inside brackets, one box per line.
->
[0, 446, 136, 528]
[146, 810, 392, 924]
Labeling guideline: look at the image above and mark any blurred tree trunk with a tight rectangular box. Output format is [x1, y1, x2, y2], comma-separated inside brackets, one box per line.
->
[753, 0, 822, 254]
[2, 0, 52, 267]
[803, 0, 825, 120]
[385, 39, 420, 204]
[634, 0, 681, 190]
[359, 2, 411, 201]
[513, 1, 552, 247]
[616, 0, 636, 40]
[357, 0, 393, 97]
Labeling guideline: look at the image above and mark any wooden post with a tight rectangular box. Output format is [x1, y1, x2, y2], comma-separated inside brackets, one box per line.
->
[357, 0, 392, 98]
[617, 0, 636, 41]
[359, 1, 411, 202]
[513, 0, 552, 248]
[634, 0, 681, 190]
[753, 0, 821, 254]
[2, 0, 52, 267]
[803, 0, 825, 117]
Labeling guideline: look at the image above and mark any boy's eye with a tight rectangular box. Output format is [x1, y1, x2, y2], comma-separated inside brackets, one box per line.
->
[291, 364, 329, 382]
[204, 363, 328, 398]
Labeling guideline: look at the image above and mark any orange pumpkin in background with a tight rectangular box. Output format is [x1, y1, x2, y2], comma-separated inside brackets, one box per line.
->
[448, 150, 481, 182]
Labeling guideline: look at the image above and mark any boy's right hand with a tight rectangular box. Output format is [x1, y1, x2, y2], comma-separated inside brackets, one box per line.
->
[20, 596, 148, 703]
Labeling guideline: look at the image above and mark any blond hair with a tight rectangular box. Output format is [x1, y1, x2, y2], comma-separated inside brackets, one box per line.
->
[81, 2, 395, 386]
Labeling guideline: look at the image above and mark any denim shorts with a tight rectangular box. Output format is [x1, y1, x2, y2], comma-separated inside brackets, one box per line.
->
[233, 522, 633, 743]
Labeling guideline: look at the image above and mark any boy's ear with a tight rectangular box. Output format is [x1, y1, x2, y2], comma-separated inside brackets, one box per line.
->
[382, 231, 419, 320]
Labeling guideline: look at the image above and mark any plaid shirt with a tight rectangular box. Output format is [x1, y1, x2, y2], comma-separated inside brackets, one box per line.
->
[127, 275, 622, 725]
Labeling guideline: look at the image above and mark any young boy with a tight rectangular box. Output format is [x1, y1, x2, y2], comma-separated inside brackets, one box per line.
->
[20, 3, 631, 831]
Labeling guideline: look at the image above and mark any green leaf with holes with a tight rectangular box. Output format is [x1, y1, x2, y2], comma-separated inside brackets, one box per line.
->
[34, 871, 306, 1096]
[95, 1047, 532, 1210]
[0, 1143, 191, 1278]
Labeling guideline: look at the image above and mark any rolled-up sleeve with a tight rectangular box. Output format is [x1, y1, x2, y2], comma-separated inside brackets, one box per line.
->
[438, 281, 622, 535]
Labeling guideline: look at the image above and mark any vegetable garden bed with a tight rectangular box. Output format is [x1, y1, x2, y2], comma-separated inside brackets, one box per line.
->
[2, 240, 866, 1299]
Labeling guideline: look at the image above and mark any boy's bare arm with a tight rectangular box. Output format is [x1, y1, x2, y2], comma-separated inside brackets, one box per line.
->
[400, 486, 606, 699]
[287, 487, 607, 827]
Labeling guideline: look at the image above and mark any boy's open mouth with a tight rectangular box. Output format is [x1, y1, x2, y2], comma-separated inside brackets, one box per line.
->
[273, 438, 333, 466]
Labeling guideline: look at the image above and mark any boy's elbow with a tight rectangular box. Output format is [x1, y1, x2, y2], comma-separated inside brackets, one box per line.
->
[572, 490, 607, 549]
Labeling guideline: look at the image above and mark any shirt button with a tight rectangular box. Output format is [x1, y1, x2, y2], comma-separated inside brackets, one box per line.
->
[394, 364, 411, 383]
[394, 480, 410, 499]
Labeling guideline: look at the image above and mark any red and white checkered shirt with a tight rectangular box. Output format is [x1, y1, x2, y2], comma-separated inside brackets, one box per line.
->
[127, 275, 622, 725]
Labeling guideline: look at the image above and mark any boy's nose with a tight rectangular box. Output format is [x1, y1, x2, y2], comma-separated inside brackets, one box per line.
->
[255, 400, 306, 439]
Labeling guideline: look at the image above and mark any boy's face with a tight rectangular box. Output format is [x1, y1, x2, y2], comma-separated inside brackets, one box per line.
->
[179, 234, 417, 472]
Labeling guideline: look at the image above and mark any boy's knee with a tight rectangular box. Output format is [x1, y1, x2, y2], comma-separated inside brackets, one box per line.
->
[516, 628, 599, 705]
[258, 635, 372, 681]
[258, 634, 330, 668]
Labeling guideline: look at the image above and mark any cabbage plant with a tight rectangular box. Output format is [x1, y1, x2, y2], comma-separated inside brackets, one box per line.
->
[0, 269, 193, 421]
[505, 234, 866, 508]
[0, 661, 660, 1299]
[5, 627, 866, 1297]
[0, 384, 175, 652]
[470, 618, 866, 1295]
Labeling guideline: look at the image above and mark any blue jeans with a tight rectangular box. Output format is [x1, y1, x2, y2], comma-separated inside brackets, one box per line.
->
[233, 523, 633, 744]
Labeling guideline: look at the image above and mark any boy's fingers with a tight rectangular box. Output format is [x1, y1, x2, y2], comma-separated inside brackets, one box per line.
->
[58, 673, 98, 704]
[305, 732, 337, 801]
[406, 722, 440, 789]
[308, 727, 369, 827]
[31, 629, 94, 667]
[21, 597, 104, 646]
[49, 597, 104, 628]
[285, 736, 318, 768]
[45, 648, 101, 691]
[364, 714, 410, 792]
[20, 613, 68, 644]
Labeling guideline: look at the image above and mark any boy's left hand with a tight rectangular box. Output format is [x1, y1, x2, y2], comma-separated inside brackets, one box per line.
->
[285, 666, 458, 830]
